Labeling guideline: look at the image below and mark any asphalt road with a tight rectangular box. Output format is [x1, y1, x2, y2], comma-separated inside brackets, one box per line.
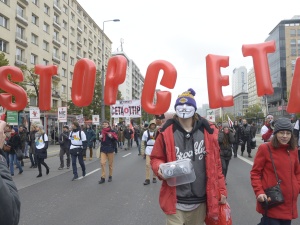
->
[13, 136, 300, 225]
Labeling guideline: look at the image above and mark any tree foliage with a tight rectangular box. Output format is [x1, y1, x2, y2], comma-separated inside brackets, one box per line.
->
[0, 52, 9, 67]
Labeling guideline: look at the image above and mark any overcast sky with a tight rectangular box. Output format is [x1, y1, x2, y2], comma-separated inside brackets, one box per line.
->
[77, 0, 300, 112]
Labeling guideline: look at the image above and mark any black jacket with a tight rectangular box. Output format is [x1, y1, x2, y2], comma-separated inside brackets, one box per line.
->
[7, 134, 22, 155]
[0, 154, 21, 225]
[58, 131, 71, 149]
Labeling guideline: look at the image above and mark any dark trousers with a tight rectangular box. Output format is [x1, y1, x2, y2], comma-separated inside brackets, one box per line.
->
[233, 143, 239, 156]
[221, 158, 230, 178]
[259, 216, 291, 225]
[59, 147, 70, 168]
[37, 158, 49, 175]
[241, 137, 251, 154]
[71, 153, 85, 176]
[29, 153, 36, 166]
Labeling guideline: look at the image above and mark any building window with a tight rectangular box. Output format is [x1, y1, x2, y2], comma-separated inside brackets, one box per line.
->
[16, 25, 25, 39]
[62, 52, 66, 61]
[62, 84, 66, 94]
[0, 14, 9, 29]
[32, 0, 38, 6]
[84, 25, 87, 33]
[0, 39, 8, 53]
[54, 14, 59, 24]
[42, 58, 48, 65]
[53, 99, 58, 108]
[62, 36, 67, 45]
[30, 53, 38, 64]
[62, 20, 67, 30]
[290, 29, 296, 37]
[54, 30, 59, 41]
[16, 47, 24, 61]
[17, 4, 25, 17]
[29, 96, 37, 106]
[70, 72, 73, 80]
[70, 57, 74, 65]
[71, 27, 75, 36]
[43, 22, 49, 33]
[71, 12, 75, 21]
[0, 0, 9, 6]
[53, 47, 59, 57]
[42, 40, 49, 51]
[61, 68, 66, 77]
[44, 4, 50, 15]
[31, 33, 38, 45]
[31, 14, 39, 26]
[291, 39, 296, 46]
[70, 42, 74, 51]
[63, 5, 67, 14]
[84, 38, 87, 46]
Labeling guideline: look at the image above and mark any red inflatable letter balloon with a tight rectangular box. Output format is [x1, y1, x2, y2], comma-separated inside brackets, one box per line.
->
[141, 60, 177, 115]
[0, 66, 27, 111]
[71, 59, 96, 107]
[35, 65, 58, 111]
[287, 58, 300, 113]
[104, 55, 127, 105]
[206, 54, 234, 109]
[242, 41, 276, 96]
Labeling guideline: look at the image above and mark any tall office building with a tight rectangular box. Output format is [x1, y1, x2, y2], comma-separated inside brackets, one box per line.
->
[232, 66, 248, 117]
[0, 0, 113, 109]
[111, 51, 144, 101]
[266, 15, 300, 117]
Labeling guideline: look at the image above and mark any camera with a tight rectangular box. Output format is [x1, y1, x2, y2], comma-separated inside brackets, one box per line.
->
[269, 120, 275, 130]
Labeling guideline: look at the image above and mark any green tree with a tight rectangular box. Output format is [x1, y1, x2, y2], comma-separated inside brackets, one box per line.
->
[0, 52, 9, 67]
[244, 104, 264, 123]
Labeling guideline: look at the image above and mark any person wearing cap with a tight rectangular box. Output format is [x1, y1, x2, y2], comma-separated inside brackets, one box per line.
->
[98, 120, 118, 184]
[261, 114, 274, 142]
[35, 124, 50, 178]
[7, 127, 23, 176]
[151, 88, 227, 224]
[58, 125, 71, 170]
[251, 117, 300, 224]
[141, 119, 158, 185]
[69, 121, 87, 181]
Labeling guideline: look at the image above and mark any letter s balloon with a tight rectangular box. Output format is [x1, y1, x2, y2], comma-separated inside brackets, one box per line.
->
[0, 66, 27, 111]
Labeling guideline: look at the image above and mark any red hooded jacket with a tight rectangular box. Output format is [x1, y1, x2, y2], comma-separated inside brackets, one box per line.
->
[150, 121, 227, 218]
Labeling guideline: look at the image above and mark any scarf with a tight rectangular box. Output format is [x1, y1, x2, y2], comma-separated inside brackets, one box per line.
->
[101, 127, 111, 142]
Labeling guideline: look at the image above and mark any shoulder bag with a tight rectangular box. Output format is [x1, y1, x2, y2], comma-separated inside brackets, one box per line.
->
[260, 144, 284, 209]
[3, 144, 11, 152]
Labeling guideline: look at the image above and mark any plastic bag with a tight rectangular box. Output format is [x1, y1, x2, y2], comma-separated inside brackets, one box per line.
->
[205, 202, 232, 225]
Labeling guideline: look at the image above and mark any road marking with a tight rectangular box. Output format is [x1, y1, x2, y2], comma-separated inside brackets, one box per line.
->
[122, 153, 132, 157]
[77, 168, 100, 180]
[237, 155, 253, 166]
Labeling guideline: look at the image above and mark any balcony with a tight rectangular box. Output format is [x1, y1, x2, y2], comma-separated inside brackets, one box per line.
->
[15, 32, 28, 47]
[76, 54, 82, 60]
[1, 0, 10, 6]
[52, 90, 60, 98]
[52, 36, 61, 47]
[88, 49, 93, 55]
[19, 0, 28, 5]
[15, 10, 28, 26]
[77, 40, 82, 47]
[88, 35, 93, 43]
[52, 54, 61, 64]
[15, 55, 27, 66]
[77, 26, 83, 33]
[53, 3, 61, 14]
[53, 19, 61, 30]
[52, 75, 60, 82]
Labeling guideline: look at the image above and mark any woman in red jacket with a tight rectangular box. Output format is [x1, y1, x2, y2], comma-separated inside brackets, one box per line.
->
[251, 117, 300, 225]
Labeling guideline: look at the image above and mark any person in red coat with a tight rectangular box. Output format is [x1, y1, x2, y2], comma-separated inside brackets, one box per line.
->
[251, 117, 300, 224]
[151, 88, 227, 225]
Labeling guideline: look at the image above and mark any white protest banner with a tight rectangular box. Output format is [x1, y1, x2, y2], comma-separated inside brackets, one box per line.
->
[58, 107, 67, 123]
[30, 108, 40, 123]
[92, 115, 99, 125]
[110, 100, 141, 118]
[76, 114, 85, 125]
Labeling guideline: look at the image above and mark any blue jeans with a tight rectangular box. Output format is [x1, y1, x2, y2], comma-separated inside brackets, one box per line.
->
[71, 152, 85, 176]
[135, 138, 141, 154]
[9, 154, 23, 175]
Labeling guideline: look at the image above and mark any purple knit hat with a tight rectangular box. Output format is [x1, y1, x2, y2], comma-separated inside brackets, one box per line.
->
[174, 88, 197, 110]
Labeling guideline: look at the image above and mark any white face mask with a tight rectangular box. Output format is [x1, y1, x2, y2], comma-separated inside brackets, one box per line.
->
[175, 104, 195, 119]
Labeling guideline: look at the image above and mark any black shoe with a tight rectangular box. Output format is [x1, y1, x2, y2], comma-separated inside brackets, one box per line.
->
[138, 153, 141, 156]
[33, 165, 37, 168]
[152, 178, 157, 183]
[19, 170, 23, 174]
[98, 178, 105, 184]
[46, 167, 50, 175]
[233, 155, 237, 158]
[108, 176, 112, 182]
[58, 167, 63, 170]
[36, 174, 42, 178]
[248, 154, 252, 158]
[82, 170, 86, 177]
[30, 165, 34, 168]
[72, 175, 79, 181]
[241, 152, 244, 156]
[143, 179, 150, 185]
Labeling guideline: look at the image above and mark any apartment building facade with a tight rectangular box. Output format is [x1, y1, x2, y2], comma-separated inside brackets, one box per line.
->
[0, 0, 113, 109]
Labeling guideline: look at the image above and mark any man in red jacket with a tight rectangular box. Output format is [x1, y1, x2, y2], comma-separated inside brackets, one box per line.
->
[151, 88, 227, 225]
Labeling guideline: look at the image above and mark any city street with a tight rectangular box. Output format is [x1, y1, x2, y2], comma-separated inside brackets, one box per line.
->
[13, 135, 300, 225]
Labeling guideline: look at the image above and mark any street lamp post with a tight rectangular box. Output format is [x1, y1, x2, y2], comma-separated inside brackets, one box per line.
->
[101, 19, 120, 122]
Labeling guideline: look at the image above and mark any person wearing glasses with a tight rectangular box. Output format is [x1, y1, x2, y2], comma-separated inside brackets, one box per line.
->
[251, 117, 300, 225]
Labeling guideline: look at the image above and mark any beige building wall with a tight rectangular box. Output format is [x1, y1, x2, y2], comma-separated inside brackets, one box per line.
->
[0, 0, 112, 110]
